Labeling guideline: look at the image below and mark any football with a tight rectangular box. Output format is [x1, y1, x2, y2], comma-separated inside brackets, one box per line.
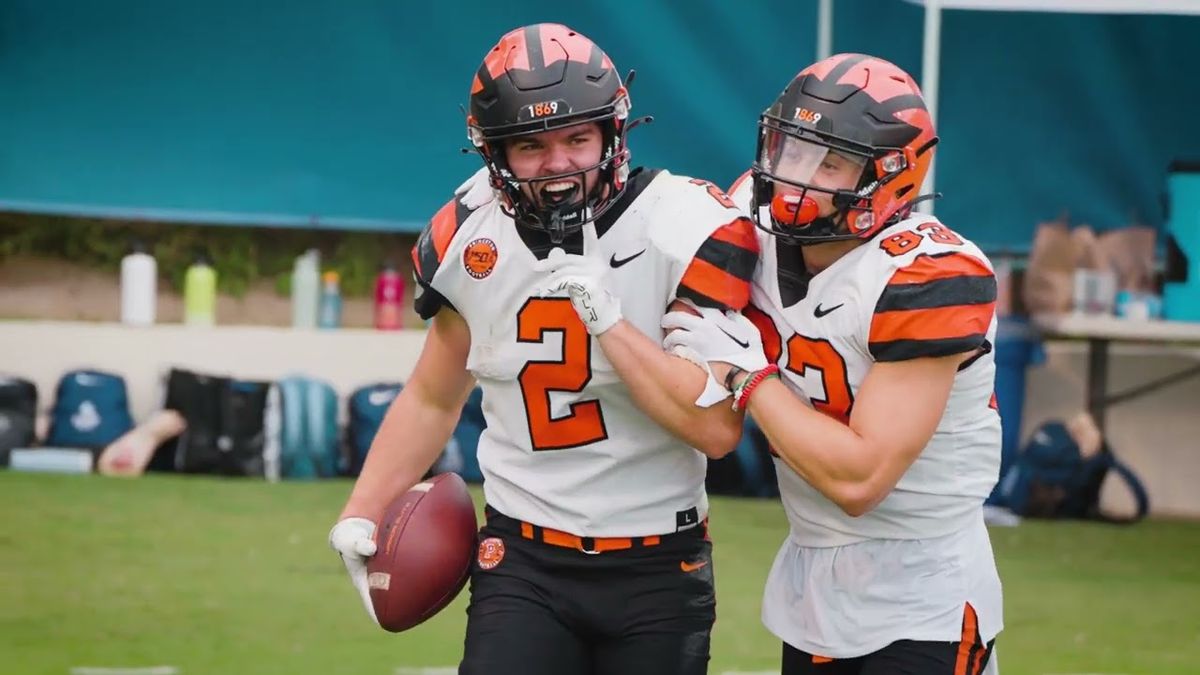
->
[665, 298, 702, 338]
[367, 472, 478, 632]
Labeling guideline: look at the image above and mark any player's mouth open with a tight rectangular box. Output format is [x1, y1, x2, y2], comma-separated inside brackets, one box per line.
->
[539, 180, 580, 206]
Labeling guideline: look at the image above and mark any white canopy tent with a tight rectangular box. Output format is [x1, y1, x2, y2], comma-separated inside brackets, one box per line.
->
[815, 0, 1200, 213]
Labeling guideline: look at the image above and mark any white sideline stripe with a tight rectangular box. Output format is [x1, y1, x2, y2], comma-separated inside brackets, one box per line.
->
[393, 662, 777, 667]
[69, 662, 177, 667]
[395, 669, 782, 675]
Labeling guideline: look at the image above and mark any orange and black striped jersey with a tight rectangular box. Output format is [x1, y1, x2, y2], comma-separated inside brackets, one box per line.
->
[731, 175, 1001, 545]
[868, 248, 996, 362]
[409, 168, 756, 537]
[746, 215, 1006, 655]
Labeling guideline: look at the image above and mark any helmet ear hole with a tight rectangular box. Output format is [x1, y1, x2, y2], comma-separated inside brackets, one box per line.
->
[850, 212, 874, 234]
[879, 152, 905, 175]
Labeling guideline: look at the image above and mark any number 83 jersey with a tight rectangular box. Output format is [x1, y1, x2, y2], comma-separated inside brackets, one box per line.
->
[411, 168, 758, 538]
[743, 210, 1003, 546]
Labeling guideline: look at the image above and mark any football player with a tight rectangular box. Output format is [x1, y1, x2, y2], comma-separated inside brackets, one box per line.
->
[330, 24, 760, 675]
[664, 54, 1004, 674]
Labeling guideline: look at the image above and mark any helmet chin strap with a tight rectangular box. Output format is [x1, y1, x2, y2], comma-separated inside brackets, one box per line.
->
[539, 180, 599, 244]
[547, 209, 568, 244]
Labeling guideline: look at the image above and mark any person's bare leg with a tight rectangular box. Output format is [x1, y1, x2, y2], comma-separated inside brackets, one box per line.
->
[98, 410, 186, 477]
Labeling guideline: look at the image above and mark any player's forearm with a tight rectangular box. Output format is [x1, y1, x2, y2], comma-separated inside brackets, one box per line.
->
[597, 320, 743, 458]
[340, 389, 463, 522]
[746, 378, 887, 515]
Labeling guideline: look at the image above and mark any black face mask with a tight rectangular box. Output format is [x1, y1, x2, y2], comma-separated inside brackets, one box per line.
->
[472, 111, 631, 244]
[499, 162, 609, 245]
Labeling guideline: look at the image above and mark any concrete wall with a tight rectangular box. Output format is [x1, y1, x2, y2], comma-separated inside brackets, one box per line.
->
[3, 321, 1198, 516]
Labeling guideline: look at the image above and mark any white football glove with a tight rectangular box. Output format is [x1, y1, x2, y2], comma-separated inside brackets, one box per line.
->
[535, 223, 622, 336]
[455, 166, 497, 210]
[328, 517, 379, 626]
[662, 306, 769, 381]
[668, 339, 734, 408]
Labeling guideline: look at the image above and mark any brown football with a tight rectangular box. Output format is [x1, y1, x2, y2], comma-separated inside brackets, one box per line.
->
[367, 472, 478, 632]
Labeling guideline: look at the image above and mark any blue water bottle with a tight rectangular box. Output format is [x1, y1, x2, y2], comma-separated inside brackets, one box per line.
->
[318, 271, 342, 329]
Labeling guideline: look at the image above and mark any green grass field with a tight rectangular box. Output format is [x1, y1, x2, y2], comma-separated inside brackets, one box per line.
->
[2, 472, 1198, 675]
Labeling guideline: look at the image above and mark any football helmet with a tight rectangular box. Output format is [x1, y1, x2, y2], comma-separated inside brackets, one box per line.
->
[751, 53, 938, 244]
[468, 23, 634, 243]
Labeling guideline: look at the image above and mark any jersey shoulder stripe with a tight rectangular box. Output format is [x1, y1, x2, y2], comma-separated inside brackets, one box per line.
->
[411, 191, 482, 319]
[888, 250, 993, 285]
[412, 196, 475, 286]
[876, 252, 996, 313]
[677, 217, 757, 310]
[869, 251, 996, 362]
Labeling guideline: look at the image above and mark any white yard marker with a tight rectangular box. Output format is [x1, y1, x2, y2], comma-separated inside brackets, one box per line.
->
[394, 668, 458, 675]
[69, 662, 178, 667]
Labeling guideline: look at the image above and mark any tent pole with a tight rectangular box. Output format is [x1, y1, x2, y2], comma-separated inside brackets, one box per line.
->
[919, 0, 942, 215]
[817, 0, 833, 60]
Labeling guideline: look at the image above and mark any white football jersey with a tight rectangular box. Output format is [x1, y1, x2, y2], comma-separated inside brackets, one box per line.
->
[412, 169, 758, 537]
[730, 176, 1004, 656]
[731, 176, 1002, 545]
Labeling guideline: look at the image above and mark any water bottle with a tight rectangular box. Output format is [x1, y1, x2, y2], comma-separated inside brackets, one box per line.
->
[994, 256, 1013, 318]
[183, 252, 217, 326]
[8, 448, 94, 474]
[291, 249, 320, 329]
[374, 261, 404, 330]
[318, 270, 343, 329]
[119, 240, 157, 326]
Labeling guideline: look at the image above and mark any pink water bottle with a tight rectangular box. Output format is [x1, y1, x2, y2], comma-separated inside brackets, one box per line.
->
[374, 261, 405, 330]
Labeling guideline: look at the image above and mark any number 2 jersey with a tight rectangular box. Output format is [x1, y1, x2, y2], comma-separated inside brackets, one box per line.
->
[411, 168, 757, 537]
[730, 177, 1004, 656]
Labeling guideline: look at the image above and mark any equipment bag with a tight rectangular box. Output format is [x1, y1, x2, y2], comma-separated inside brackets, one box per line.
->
[0, 376, 38, 464]
[996, 420, 1149, 523]
[276, 376, 339, 479]
[153, 368, 270, 476]
[45, 370, 134, 451]
[345, 382, 403, 477]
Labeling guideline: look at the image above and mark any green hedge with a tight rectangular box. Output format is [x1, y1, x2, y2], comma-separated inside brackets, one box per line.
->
[0, 214, 414, 298]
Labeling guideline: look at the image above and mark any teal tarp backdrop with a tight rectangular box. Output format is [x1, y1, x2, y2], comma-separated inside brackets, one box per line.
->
[2, 1, 1198, 250]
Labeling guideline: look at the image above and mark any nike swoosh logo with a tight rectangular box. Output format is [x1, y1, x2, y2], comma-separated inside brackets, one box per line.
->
[719, 326, 750, 349]
[813, 302, 845, 318]
[680, 559, 709, 573]
[367, 390, 398, 406]
[609, 249, 646, 268]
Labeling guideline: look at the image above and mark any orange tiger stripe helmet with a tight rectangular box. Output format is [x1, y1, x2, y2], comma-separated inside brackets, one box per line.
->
[467, 24, 637, 243]
[751, 53, 938, 244]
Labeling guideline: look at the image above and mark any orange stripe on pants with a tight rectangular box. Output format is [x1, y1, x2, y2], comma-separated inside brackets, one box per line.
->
[954, 602, 979, 675]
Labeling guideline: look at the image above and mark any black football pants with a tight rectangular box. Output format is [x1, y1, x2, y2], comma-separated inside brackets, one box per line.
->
[458, 508, 715, 675]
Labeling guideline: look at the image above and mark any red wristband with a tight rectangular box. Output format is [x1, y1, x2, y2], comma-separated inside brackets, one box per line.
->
[734, 364, 779, 411]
